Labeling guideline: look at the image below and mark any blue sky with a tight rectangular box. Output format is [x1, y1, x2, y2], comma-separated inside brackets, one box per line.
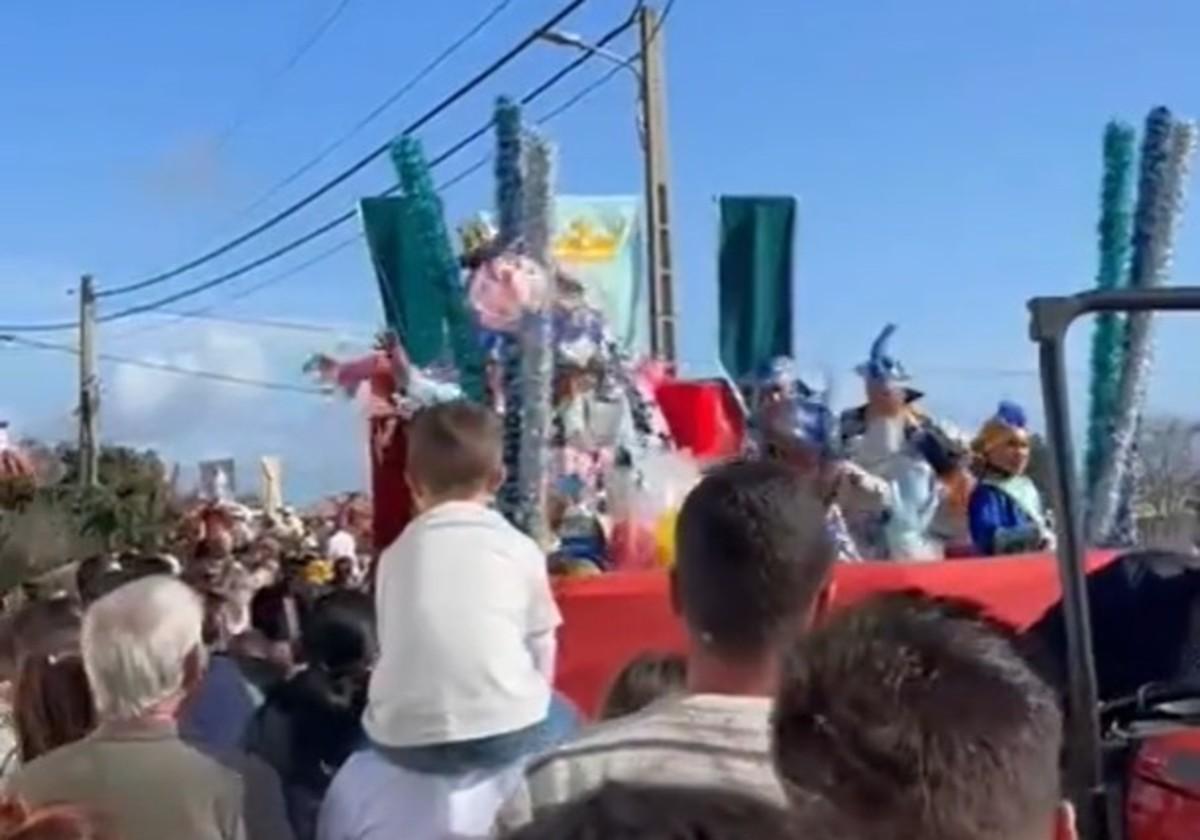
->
[5, 0, 1200, 501]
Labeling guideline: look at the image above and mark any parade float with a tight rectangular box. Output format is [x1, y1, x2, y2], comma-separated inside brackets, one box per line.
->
[306, 102, 1198, 726]
[309, 96, 746, 579]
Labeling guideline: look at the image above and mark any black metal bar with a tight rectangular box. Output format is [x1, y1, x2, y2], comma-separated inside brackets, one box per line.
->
[1031, 326, 1107, 839]
[1027, 283, 1200, 840]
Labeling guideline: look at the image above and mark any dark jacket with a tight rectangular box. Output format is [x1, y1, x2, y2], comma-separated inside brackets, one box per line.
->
[243, 667, 367, 840]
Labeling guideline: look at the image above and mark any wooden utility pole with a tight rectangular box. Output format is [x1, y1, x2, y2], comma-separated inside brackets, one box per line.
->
[78, 274, 99, 488]
[638, 5, 677, 363]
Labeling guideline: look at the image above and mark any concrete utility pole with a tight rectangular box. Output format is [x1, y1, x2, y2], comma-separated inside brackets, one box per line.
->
[638, 5, 677, 363]
[78, 274, 99, 488]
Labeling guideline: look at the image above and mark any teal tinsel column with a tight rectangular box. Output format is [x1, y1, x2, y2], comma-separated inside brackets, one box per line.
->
[493, 97, 526, 526]
[1084, 122, 1135, 500]
[516, 131, 556, 545]
[1090, 108, 1198, 544]
[390, 136, 485, 401]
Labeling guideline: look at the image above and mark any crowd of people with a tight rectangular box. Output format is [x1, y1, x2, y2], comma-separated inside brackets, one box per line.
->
[0, 391, 1088, 840]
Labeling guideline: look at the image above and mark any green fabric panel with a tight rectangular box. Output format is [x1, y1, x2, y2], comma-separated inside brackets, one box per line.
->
[718, 196, 796, 381]
[359, 196, 446, 366]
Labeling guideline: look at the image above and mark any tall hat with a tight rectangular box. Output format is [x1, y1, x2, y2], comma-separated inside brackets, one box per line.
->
[754, 395, 837, 458]
[856, 324, 911, 384]
[972, 401, 1030, 456]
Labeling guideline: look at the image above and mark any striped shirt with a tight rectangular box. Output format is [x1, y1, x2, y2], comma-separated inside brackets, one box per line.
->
[497, 694, 783, 828]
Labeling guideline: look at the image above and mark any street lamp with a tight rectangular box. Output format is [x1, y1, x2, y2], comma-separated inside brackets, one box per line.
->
[539, 29, 644, 82]
[538, 29, 645, 147]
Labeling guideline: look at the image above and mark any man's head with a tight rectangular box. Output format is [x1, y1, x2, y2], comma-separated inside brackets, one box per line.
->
[406, 400, 504, 509]
[81, 576, 206, 722]
[503, 782, 797, 840]
[772, 591, 1072, 840]
[673, 460, 835, 666]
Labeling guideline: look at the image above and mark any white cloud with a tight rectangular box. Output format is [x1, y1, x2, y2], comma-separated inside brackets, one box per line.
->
[96, 321, 367, 501]
[109, 326, 269, 422]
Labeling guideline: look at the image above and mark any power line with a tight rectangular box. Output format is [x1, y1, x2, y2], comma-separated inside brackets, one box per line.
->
[0, 9, 640, 335]
[215, 0, 358, 151]
[111, 153, 497, 343]
[1, 335, 326, 396]
[101, 17, 637, 314]
[109, 235, 365, 342]
[139, 311, 365, 336]
[232, 0, 513, 224]
[96, 0, 591, 301]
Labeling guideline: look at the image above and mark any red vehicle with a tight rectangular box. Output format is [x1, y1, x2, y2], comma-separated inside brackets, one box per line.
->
[1030, 287, 1200, 839]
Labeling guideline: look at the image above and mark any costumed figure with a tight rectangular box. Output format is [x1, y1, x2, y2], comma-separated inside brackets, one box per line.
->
[913, 423, 977, 557]
[753, 385, 886, 563]
[748, 356, 812, 413]
[839, 325, 952, 560]
[968, 401, 1055, 556]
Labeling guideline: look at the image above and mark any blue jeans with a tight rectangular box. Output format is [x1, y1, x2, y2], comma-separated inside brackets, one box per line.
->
[375, 693, 580, 776]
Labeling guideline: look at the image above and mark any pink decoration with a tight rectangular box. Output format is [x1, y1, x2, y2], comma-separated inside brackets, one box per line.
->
[468, 255, 550, 332]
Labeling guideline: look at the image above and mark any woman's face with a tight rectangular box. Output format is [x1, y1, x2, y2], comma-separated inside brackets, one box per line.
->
[990, 434, 1031, 476]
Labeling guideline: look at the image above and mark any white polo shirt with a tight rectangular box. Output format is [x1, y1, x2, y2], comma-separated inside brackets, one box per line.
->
[364, 501, 561, 747]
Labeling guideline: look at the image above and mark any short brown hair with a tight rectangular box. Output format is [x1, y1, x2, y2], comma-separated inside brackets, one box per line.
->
[675, 460, 835, 657]
[599, 652, 687, 720]
[406, 401, 503, 499]
[773, 592, 1063, 840]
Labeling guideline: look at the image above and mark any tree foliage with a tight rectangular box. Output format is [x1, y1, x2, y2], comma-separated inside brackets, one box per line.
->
[0, 441, 181, 593]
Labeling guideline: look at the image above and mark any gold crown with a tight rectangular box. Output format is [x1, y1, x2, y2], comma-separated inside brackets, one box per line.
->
[553, 218, 623, 263]
[458, 215, 497, 256]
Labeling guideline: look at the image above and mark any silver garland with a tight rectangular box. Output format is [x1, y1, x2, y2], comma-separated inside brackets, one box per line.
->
[516, 132, 556, 545]
[1089, 116, 1197, 543]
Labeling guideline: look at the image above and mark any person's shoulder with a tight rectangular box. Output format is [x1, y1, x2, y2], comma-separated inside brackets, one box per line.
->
[8, 739, 83, 794]
[523, 695, 773, 811]
[525, 697, 692, 778]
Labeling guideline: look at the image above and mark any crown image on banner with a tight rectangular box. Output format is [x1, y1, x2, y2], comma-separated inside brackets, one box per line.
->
[553, 216, 627, 263]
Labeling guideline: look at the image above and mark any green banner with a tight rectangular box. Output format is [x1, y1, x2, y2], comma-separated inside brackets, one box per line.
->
[718, 196, 796, 381]
[359, 196, 446, 366]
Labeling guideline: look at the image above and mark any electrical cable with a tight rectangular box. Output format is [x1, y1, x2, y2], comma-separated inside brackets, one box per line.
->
[100, 16, 637, 315]
[232, 0, 513, 224]
[0, 5, 642, 335]
[108, 236, 364, 342]
[95, 0, 590, 301]
[0, 335, 326, 396]
[215, 0, 358, 151]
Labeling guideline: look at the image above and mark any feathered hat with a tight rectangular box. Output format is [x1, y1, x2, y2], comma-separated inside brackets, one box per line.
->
[972, 401, 1030, 456]
[854, 323, 926, 406]
[856, 324, 911, 384]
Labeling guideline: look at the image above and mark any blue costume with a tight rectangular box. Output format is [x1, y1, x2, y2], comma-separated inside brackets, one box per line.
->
[839, 325, 958, 560]
[967, 402, 1053, 556]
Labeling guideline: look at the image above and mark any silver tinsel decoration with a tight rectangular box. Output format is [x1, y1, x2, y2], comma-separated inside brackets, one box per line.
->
[1089, 113, 1197, 544]
[516, 132, 556, 545]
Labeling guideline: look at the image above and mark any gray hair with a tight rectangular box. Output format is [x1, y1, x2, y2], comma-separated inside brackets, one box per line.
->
[82, 575, 205, 721]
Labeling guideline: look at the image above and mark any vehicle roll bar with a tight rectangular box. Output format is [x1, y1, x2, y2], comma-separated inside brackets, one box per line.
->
[1028, 286, 1200, 840]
